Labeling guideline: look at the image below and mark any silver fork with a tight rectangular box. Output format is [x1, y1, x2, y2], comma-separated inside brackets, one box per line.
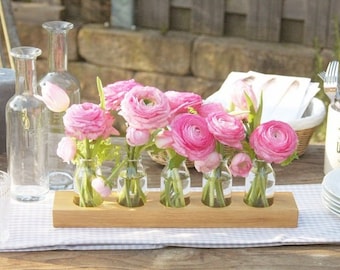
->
[324, 61, 339, 102]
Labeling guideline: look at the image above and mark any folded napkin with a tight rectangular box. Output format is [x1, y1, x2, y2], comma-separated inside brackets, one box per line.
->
[207, 71, 321, 124]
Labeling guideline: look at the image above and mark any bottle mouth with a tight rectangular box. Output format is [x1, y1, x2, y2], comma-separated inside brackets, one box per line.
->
[42, 21, 74, 32]
[10, 47, 42, 59]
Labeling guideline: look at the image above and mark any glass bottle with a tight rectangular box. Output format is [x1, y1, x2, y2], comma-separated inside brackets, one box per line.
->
[6, 46, 49, 202]
[160, 160, 191, 208]
[38, 21, 81, 190]
[244, 159, 275, 207]
[201, 160, 232, 208]
[73, 158, 104, 207]
[117, 158, 147, 207]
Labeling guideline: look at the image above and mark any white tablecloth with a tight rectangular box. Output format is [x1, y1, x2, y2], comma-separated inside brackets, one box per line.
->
[0, 184, 338, 251]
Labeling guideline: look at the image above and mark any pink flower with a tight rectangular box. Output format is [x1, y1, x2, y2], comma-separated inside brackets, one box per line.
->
[198, 102, 225, 117]
[155, 130, 173, 149]
[194, 152, 222, 173]
[206, 111, 245, 149]
[170, 113, 215, 161]
[229, 153, 252, 177]
[63, 103, 117, 140]
[104, 79, 142, 110]
[250, 120, 298, 164]
[56, 137, 76, 163]
[41, 81, 70, 112]
[165, 90, 202, 117]
[103, 111, 120, 138]
[91, 177, 112, 197]
[126, 127, 150, 146]
[230, 79, 257, 111]
[120, 85, 170, 130]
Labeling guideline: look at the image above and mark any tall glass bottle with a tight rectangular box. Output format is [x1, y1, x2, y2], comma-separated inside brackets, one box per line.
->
[6, 47, 49, 201]
[38, 21, 81, 190]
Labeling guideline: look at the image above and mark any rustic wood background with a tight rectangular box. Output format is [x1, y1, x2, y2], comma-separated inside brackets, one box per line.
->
[11, 0, 340, 49]
[135, 0, 340, 48]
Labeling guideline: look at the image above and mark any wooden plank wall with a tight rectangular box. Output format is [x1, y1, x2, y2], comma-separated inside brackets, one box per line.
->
[134, 0, 340, 48]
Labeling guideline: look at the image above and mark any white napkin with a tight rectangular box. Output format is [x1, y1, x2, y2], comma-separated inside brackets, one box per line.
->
[207, 71, 321, 124]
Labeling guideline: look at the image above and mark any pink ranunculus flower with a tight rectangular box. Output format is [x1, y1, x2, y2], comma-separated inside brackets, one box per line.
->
[91, 177, 112, 197]
[194, 151, 222, 173]
[198, 102, 225, 117]
[63, 103, 117, 140]
[206, 111, 245, 149]
[155, 129, 174, 149]
[170, 113, 216, 161]
[41, 81, 70, 112]
[229, 152, 252, 177]
[102, 111, 120, 138]
[250, 120, 298, 164]
[126, 127, 150, 146]
[119, 85, 170, 130]
[56, 137, 76, 163]
[104, 79, 142, 110]
[165, 90, 203, 117]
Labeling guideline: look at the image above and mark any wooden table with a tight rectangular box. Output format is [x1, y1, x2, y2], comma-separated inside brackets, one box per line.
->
[1, 144, 340, 269]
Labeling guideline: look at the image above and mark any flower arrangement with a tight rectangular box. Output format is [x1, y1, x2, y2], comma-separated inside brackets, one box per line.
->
[48, 74, 299, 210]
[55, 79, 121, 207]
[226, 79, 299, 207]
[103, 80, 171, 207]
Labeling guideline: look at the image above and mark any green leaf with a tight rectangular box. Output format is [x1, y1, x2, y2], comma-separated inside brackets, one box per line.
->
[168, 154, 186, 169]
[96, 77, 105, 109]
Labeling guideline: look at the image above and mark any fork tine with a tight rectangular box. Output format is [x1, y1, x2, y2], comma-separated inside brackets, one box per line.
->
[318, 71, 326, 81]
[325, 61, 339, 84]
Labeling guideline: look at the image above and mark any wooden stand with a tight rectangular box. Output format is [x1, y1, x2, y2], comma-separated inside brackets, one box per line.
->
[53, 191, 299, 228]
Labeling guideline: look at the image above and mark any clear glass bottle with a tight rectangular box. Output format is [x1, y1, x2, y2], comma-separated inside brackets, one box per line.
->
[201, 160, 232, 208]
[6, 46, 49, 202]
[117, 158, 147, 207]
[38, 21, 81, 190]
[160, 160, 191, 208]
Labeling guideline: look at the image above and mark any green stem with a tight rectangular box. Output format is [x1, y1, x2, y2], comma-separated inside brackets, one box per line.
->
[244, 160, 271, 207]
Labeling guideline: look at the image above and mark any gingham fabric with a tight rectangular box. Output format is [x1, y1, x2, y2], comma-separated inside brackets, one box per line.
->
[0, 184, 338, 252]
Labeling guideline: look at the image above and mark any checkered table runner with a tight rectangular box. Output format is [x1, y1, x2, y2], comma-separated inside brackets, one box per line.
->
[1, 184, 338, 251]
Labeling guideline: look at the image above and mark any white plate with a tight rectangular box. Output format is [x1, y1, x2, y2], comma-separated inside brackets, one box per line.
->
[322, 168, 340, 201]
[322, 196, 340, 217]
[322, 191, 340, 211]
[322, 187, 340, 206]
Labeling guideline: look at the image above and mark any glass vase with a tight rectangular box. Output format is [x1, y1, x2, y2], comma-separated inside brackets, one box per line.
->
[160, 161, 191, 208]
[244, 159, 275, 207]
[73, 158, 104, 207]
[117, 158, 147, 207]
[6, 47, 49, 202]
[201, 160, 232, 208]
[38, 21, 80, 190]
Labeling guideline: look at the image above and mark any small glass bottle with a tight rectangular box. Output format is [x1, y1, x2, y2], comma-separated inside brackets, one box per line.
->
[6, 46, 49, 202]
[38, 21, 81, 190]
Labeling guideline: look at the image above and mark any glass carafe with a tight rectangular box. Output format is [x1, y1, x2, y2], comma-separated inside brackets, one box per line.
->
[38, 21, 81, 190]
[6, 46, 49, 201]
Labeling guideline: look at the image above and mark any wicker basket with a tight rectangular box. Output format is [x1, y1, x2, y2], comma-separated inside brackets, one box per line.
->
[289, 98, 326, 156]
[148, 150, 195, 168]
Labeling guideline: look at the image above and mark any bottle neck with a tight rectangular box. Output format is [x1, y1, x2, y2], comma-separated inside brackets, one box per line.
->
[13, 54, 39, 96]
[48, 31, 68, 72]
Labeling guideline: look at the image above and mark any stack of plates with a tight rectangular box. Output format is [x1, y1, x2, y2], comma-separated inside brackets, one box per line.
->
[322, 168, 340, 217]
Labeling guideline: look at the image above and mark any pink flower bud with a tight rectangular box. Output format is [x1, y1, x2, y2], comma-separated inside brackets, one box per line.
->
[229, 153, 252, 177]
[56, 137, 76, 163]
[41, 81, 70, 112]
[91, 177, 112, 197]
